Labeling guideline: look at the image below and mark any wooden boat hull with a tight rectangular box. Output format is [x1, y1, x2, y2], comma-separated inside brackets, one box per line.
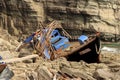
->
[67, 36, 100, 63]
[15, 20, 101, 63]
[55, 36, 100, 63]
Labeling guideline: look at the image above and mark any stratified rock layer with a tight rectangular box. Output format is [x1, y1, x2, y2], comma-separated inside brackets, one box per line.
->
[44, 0, 120, 34]
[0, 0, 120, 36]
[0, 0, 45, 36]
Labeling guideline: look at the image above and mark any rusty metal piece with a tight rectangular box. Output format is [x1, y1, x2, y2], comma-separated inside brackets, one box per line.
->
[0, 64, 7, 73]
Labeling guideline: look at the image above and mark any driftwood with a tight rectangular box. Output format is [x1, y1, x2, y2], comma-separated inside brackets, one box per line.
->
[0, 54, 39, 64]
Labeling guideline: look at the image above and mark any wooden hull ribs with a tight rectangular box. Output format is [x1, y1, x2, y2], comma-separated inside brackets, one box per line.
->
[15, 20, 101, 63]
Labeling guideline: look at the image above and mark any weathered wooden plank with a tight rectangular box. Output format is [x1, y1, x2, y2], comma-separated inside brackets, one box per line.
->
[0, 54, 39, 64]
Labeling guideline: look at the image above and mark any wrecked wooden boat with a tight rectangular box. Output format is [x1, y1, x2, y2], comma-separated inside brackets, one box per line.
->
[16, 20, 101, 63]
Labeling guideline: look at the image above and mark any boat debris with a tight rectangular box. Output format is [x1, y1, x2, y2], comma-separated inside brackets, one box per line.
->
[0, 56, 14, 80]
[15, 20, 101, 63]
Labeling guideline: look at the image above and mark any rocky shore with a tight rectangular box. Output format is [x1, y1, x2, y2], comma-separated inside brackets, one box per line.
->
[0, 0, 120, 79]
[0, 29, 120, 80]
[8, 52, 120, 80]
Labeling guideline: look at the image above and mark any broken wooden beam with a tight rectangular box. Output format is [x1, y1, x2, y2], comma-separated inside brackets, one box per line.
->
[0, 54, 39, 64]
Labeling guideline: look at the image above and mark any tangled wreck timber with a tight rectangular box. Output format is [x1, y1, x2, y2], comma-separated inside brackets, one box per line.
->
[15, 20, 101, 63]
[0, 21, 101, 79]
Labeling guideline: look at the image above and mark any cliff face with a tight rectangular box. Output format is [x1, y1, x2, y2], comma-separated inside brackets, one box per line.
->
[0, 0, 120, 36]
[45, 0, 120, 34]
[0, 0, 44, 36]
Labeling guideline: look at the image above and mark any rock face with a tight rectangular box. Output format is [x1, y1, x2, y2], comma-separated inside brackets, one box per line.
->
[44, 0, 120, 34]
[0, 0, 120, 36]
[0, 0, 45, 36]
[41, 0, 120, 33]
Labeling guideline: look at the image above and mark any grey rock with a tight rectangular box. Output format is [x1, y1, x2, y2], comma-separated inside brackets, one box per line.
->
[0, 67, 14, 80]
[61, 66, 95, 80]
[93, 69, 114, 80]
[37, 66, 53, 80]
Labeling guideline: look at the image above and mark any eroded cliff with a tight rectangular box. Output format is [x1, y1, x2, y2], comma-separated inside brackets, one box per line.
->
[0, 0, 120, 35]
[44, 0, 120, 34]
[0, 0, 44, 36]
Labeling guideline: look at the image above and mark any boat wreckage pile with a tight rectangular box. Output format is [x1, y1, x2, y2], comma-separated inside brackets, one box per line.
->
[0, 20, 101, 80]
[16, 20, 101, 62]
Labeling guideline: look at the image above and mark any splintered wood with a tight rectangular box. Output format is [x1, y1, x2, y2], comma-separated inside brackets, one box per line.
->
[34, 20, 71, 60]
